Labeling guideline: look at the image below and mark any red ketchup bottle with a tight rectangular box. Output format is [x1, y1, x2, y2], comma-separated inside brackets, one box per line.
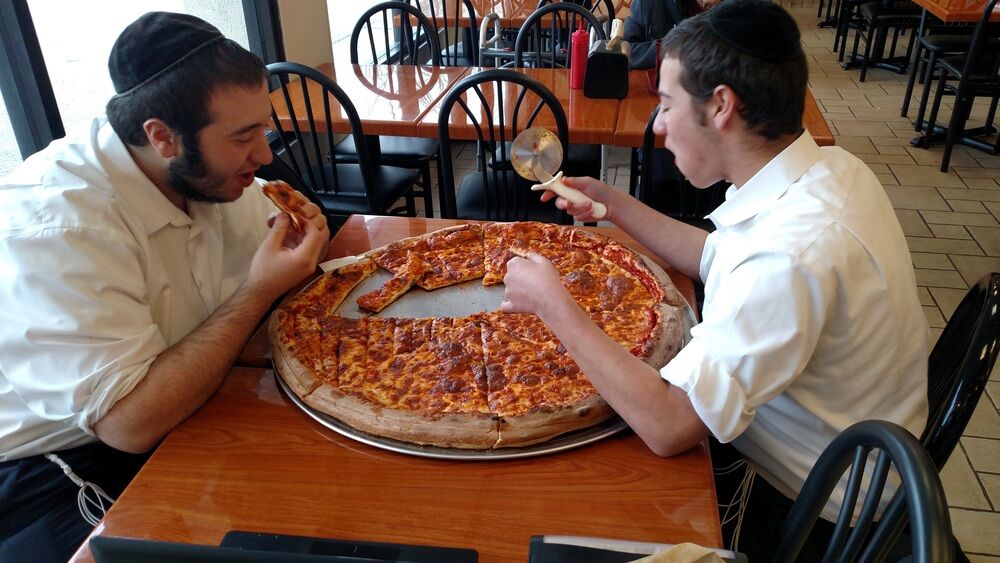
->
[569, 22, 588, 90]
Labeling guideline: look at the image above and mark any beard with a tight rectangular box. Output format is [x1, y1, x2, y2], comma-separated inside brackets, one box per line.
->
[167, 134, 234, 203]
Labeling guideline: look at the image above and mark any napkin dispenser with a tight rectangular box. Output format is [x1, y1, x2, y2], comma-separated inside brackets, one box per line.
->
[584, 19, 630, 99]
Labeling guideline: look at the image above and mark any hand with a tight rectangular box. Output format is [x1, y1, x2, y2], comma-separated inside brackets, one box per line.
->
[540, 176, 616, 222]
[267, 191, 329, 249]
[248, 213, 327, 301]
[500, 253, 571, 316]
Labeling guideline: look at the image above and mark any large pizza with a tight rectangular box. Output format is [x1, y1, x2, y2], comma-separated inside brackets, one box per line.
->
[269, 221, 687, 449]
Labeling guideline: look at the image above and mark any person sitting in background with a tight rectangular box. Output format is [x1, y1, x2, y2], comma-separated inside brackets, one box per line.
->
[503, 0, 937, 558]
[0, 13, 327, 562]
[625, 0, 719, 69]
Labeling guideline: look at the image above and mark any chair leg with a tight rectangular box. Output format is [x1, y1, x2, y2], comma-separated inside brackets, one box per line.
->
[629, 148, 640, 198]
[420, 160, 434, 218]
[901, 42, 924, 117]
[919, 71, 949, 146]
[858, 22, 876, 80]
[914, 50, 939, 131]
[941, 89, 972, 172]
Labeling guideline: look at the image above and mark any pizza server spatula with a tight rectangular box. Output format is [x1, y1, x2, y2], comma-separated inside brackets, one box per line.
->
[510, 127, 607, 220]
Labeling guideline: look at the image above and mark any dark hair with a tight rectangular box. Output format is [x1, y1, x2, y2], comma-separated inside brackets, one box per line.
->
[106, 39, 266, 147]
[659, 14, 807, 140]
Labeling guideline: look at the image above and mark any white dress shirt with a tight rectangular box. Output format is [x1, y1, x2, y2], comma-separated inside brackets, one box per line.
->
[0, 118, 277, 461]
[660, 132, 929, 521]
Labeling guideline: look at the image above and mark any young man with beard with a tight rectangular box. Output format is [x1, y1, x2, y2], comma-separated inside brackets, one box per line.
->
[503, 0, 933, 557]
[0, 13, 328, 562]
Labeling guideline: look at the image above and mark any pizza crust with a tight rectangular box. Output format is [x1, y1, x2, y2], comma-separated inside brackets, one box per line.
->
[268, 312, 322, 398]
[496, 395, 616, 448]
[305, 384, 499, 449]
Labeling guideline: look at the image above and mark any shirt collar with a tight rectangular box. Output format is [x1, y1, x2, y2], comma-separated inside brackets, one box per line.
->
[97, 119, 194, 235]
[708, 131, 821, 229]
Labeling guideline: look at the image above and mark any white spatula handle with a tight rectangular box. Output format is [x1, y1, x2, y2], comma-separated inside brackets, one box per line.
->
[531, 172, 607, 219]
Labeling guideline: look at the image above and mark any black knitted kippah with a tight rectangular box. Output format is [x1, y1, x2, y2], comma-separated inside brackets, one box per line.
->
[706, 0, 802, 62]
[108, 11, 224, 95]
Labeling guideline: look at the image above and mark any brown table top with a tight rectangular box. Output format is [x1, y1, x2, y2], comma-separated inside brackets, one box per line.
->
[421, 66, 622, 144]
[911, 0, 1000, 21]
[269, 61, 471, 136]
[614, 70, 835, 148]
[69, 364, 721, 563]
[237, 215, 698, 368]
[273, 63, 833, 149]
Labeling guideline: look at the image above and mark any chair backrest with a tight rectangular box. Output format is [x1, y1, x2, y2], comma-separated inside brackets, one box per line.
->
[637, 105, 727, 223]
[535, 0, 616, 35]
[513, 2, 608, 69]
[770, 420, 954, 563]
[350, 1, 442, 66]
[958, 0, 1000, 81]
[436, 68, 571, 223]
[404, 0, 479, 66]
[266, 61, 378, 211]
[921, 272, 1000, 468]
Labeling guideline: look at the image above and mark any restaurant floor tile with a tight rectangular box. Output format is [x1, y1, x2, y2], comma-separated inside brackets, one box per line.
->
[423, 2, 1000, 555]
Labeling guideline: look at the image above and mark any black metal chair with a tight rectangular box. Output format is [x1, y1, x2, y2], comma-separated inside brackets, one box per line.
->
[335, 1, 442, 217]
[436, 69, 573, 224]
[504, 2, 608, 181]
[535, 0, 616, 36]
[901, 26, 975, 124]
[921, 272, 1000, 469]
[770, 420, 954, 563]
[847, 0, 923, 82]
[266, 62, 419, 222]
[404, 0, 480, 66]
[513, 1, 608, 69]
[633, 105, 727, 232]
[920, 0, 1000, 172]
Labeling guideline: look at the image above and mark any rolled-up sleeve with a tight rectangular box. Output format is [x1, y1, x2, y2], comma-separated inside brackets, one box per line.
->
[660, 252, 829, 442]
[0, 227, 168, 434]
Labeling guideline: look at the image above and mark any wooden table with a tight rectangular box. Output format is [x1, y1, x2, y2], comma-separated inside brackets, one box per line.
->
[72, 216, 720, 563]
[911, 0, 1000, 22]
[614, 70, 836, 147]
[271, 63, 833, 149]
[422, 66, 622, 144]
[270, 61, 471, 136]
[238, 215, 697, 368]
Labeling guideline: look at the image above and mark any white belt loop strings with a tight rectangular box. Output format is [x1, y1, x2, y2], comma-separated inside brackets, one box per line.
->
[715, 459, 757, 551]
[44, 452, 117, 526]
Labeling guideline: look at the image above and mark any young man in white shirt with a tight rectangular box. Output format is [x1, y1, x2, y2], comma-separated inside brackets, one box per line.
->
[0, 13, 328, 561]
[502, 0, 930, 557]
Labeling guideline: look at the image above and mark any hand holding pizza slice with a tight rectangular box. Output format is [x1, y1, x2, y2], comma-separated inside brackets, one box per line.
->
[262, 180, 308, 231]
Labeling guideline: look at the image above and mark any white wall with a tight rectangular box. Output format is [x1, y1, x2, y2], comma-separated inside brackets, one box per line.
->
[278, 0, 333, 67]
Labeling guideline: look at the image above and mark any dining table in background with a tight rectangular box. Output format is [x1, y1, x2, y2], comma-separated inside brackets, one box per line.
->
[269, 60, 472, 136]
[71, 215, 721, 563]
[270, 63, 835, 149]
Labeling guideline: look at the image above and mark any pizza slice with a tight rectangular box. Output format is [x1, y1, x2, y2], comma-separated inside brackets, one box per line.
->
[426, 223, 485, 284]
[329, 317, 496, 448]
[356, 253, 429, 313]
[262, 180, 307, 231]
[479, 313, 613, 447]
[482, 222, 573, 285]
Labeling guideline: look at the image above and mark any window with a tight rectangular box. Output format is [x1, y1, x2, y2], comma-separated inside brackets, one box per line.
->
[26, 0, 250, 141]
[0, 0, 280, 166]
[328, 0, 391, 64]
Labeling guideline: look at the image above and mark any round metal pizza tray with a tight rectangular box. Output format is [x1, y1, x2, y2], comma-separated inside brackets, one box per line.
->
[275, 372, 630, 460]
[274, 254, 699, 460]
